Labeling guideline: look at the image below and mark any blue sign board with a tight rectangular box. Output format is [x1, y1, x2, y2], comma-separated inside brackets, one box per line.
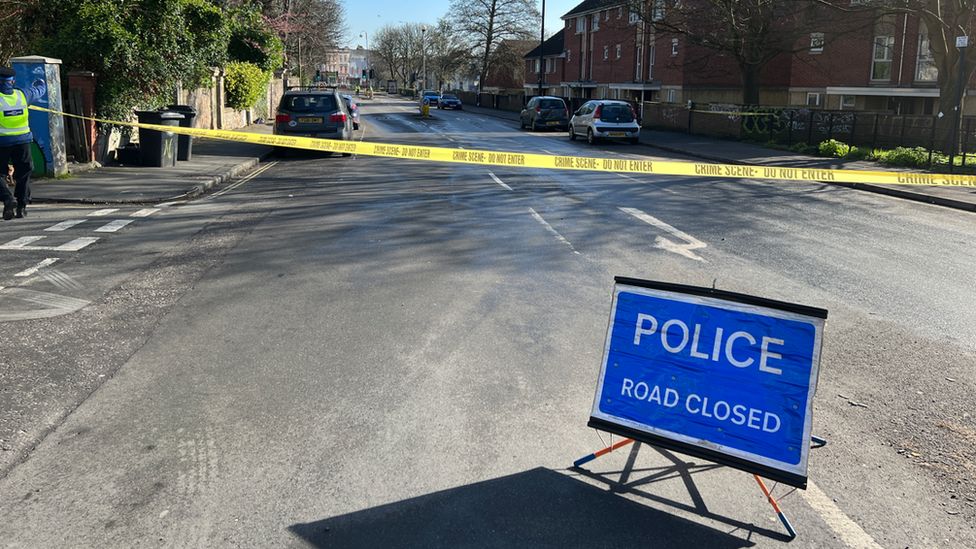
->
[590, 279, 826, 488]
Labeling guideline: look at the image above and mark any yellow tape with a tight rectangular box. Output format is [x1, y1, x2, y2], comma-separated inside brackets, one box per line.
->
[32, 105, 976, 188]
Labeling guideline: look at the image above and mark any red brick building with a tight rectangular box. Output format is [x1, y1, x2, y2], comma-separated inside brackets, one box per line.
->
[527, 0, 976, 114]
[524, 29, 566, 96]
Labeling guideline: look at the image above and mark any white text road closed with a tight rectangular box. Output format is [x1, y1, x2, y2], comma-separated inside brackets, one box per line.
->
[589, 279, 827, 488]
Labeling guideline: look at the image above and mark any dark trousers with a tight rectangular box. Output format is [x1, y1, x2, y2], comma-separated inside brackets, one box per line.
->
[0, 142, 33, 207]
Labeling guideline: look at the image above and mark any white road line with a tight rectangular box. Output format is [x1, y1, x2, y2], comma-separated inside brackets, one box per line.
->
[0, 288, 90, 321]
[55, 237, 99, 251]
[488, 172, 514, 191]
[94, 219, 133, 233]
[40, 269, 84, 291]
[88, 208, 119, 217]
[130, 208, 160, 217]
[528, 207, 580, 255]
[802, 480, 884, 549]
[0, 236, 46, 249]
[154, 200, 181, 208]
[616, 173, 678, 194]
[15, 258, 60, 277]
[45, 219, 87, 232]
[209, 161, 278, 198]
[620, 207, 707, 262]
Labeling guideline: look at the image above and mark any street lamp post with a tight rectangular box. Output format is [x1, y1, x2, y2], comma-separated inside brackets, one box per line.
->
[538, 0, 545, 97]
[360, 31, 369, 89]
[421, 25, 428, 90]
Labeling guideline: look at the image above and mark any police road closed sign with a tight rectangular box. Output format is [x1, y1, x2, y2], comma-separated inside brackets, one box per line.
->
[589, 278, 827, 488]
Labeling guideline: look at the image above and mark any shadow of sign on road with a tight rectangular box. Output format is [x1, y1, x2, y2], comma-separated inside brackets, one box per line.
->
[287, 467, 754, 548]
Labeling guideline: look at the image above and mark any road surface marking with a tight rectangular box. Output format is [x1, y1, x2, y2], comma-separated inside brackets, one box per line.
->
[94, 219, 134, 233]
[488, 172, 514, 191]
[619, 207, 706, 262]
[802, 480, 884, 549]
[154, 200, 181, 208]
[616, 173, 679, 194]
[15, 258, 60, 277]
[55, 237, 99, 251]
[88, 208, 119, 216]
[45, 219, 87, 232]
[528, 207, 580, 255]
[0, 236, 46, 249]
[40, 269, 84, 291]
[0, 288, 91, 322]
[131, 208, 160, 217]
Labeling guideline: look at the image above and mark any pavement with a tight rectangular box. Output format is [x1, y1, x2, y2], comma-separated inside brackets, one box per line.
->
[32, 123, 274, 205]
[459, 103, 976, 213]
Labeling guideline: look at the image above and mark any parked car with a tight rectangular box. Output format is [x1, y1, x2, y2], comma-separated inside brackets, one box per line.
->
[341, 94, 361, 130]
[520, 96, 569, 131]
[274, 88, 354, 155]
[438, 93, 463, 110]
[420, 90, 440, 107]
[569, 100, 640, 144]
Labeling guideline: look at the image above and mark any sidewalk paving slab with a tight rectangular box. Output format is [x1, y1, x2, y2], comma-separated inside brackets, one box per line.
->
[33, 124, 274, 205]
[461, 102, 976, 212]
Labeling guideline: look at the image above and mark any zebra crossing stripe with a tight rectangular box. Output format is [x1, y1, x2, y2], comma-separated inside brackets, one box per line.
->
[94, 219, 133, 233]
[45, 219, 86, 231]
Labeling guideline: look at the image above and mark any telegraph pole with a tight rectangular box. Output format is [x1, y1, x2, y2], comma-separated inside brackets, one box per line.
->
[538, 0, 546, 97]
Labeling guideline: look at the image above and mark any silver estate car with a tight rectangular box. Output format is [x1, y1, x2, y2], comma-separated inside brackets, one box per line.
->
[274, 89, 354, 154]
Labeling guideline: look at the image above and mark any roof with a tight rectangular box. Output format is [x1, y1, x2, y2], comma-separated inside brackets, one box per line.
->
[524, 29, 565, 59]
[562, 0, 624, 19]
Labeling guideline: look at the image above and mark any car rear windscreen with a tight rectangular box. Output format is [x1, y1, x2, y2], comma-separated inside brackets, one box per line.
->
[601, 104, 634, 120]
[283, 95, 337, 112]
[442, 95, 458, 99]
[539, 99, 565, 109]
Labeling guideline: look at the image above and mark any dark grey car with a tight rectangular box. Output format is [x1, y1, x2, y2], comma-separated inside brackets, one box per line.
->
[274, 89, 353, 153]
[520, 96, 569, 131]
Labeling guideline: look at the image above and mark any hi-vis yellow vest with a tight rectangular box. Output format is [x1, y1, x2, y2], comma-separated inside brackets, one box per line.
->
[0, 90, 30, 137]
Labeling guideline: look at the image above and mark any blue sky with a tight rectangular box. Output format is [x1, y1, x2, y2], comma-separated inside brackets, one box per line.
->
[344, 0, 580, 48]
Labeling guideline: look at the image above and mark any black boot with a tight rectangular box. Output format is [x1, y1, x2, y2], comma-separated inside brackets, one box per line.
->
[2, 202, 13, 221]
[15, 203, 25, 218]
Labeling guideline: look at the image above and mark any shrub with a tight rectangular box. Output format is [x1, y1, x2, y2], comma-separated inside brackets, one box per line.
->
[818, 139, 851, 158]
[876, 146, 931, 168]
[224, 61, 270, 110]
[845, 146, 869, 161]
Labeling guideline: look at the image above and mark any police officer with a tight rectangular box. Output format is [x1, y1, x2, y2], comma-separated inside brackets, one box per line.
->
[0, 67, 46, 220]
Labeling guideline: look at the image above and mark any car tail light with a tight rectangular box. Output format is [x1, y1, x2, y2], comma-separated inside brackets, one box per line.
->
[593, 105, 602, 120]
[330, 113, 348, 123]
[275, 114, 291, 123]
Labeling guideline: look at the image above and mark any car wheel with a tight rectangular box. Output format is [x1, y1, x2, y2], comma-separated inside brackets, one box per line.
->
[569, 128, 576, 140]
[353, 122, 360, 130]
[519, 118, 526, 129]
[530, 120, 538, 132]
[587, 128, 597, 145]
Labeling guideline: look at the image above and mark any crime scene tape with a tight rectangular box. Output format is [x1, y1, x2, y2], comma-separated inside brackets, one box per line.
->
[31, 105, 976, 188]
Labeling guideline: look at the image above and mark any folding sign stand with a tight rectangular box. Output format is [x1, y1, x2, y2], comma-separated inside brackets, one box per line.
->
[573, 434, 829, 540]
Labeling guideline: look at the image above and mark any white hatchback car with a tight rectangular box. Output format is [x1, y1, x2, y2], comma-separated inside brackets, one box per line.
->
[569, 100, 641, 144]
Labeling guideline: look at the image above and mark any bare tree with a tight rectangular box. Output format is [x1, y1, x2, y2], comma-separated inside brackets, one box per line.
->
[448, 0, 540, 94]
[262, 0, 347, 81]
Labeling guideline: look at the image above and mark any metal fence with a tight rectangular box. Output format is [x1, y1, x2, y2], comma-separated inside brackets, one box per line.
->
[642, 102, 976, 171]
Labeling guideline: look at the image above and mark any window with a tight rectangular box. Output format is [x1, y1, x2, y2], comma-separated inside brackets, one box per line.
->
[566, 49, 571, 62]
[618, 7, 623, 19]
[916, 24, 937, 81]
[636, 45, 643, 79]
[649, 44, 655, 77]
[534, 59, 540, 74]
[603, 45, 609, 60]
[810, 32, 824, 53]
[871, 35, 894, 80]
[604, 10, 609, 21]
[629, 10, 640, 24]
[576, 17, 585, 34]
[806, 92, 822, 107]
[616, 44, 622, 59]
[653, 0, 665, 21]
[667, 89, 676, 103]
[841, 95, 856, 109]
[592, 13, 600, 32]
[671, 38, 679, 56]
[546, 58, 554, 73]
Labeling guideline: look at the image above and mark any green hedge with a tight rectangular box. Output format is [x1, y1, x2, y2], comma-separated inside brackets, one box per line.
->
[224, 61, 270, 110]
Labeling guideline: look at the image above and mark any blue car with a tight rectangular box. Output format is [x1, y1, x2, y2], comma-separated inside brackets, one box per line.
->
[420, 90, 439, 107]
[438, 93, 463, 110]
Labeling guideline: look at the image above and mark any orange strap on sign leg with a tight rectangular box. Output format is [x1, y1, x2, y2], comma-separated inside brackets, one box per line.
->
[754, 474, 797, 539]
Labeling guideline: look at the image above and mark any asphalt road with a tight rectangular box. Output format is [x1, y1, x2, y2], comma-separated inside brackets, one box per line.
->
[0, 96, 974, 548]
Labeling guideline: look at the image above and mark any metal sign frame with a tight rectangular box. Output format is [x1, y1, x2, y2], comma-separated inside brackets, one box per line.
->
[588, 277, 827, 489]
